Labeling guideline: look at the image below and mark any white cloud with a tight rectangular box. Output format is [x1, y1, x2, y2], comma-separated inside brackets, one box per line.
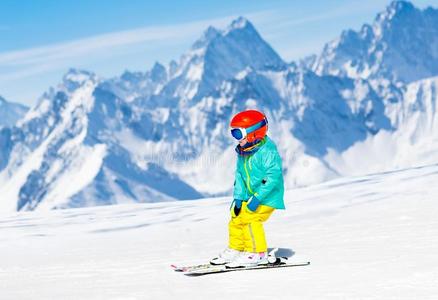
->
[0, 25, 192, 66]
[0, 16, 234, 81]
[0, 10, 276, 83]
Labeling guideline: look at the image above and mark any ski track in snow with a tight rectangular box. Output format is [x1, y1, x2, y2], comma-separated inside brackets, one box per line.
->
[1, 164, 438, 299]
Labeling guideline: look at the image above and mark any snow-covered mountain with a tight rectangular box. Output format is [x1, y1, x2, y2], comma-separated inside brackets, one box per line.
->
[311, 0, 438, 84]
[324, 76, 438, 176]
[0, 69, 202, 212]
[158, 17, 286, 103]
[106, 62, 168, 102]
[0, 96, 28, 128]
[1, 1, 437, 212]
[308, 1, 438, 177]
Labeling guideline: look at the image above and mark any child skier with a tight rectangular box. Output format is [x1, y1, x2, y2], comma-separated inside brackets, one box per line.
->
[210, 109, 285, 268]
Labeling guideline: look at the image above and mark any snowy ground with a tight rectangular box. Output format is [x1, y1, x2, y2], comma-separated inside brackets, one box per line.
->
[1, 164, 438, 300]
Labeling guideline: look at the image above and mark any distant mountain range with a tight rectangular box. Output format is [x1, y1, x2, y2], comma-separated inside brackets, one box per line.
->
[310, 1, 438, 83]
[1, 0, 437, 212]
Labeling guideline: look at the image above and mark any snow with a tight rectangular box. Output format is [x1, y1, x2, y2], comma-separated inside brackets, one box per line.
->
[1, 164, 437, 299]
[114, 128, 172, 170]
[165, 147, 236, 195]
[38, 143, 107, 211]
[0, 77, 99, 211]
[318, 75, 438, 179]
[186, 62, 204, 81]
[0, 136, 47, 211]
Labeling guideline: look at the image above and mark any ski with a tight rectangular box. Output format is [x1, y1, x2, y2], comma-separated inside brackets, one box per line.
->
[186, 260, 310, 276]
[172, 257, 310, 276]
[171, 248, 281, 273]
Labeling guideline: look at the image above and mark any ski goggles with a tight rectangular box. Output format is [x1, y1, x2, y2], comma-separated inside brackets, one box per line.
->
[230, 118, 267, 141]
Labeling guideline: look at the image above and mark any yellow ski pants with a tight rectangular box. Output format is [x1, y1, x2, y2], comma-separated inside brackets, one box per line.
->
[228, 201, 275, 253]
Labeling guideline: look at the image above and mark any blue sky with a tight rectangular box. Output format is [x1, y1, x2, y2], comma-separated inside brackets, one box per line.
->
[1, 0, 437, 106]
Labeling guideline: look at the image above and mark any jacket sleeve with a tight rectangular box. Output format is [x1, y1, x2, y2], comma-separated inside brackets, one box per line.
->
[233, 158, 247, 200]
[253, 150, 282, 201]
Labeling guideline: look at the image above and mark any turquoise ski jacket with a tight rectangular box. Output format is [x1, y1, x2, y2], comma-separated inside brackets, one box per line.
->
[233, 136, 285, 209]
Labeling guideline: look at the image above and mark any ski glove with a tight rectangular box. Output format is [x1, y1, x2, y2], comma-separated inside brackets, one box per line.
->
[230, 199, 243, 217]
[246, 195, 260, 213]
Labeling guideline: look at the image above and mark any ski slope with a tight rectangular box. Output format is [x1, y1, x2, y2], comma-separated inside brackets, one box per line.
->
[1, 164, 438, 299]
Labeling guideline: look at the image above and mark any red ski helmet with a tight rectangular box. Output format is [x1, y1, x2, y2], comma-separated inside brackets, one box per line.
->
[230, 110, 268, 143]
